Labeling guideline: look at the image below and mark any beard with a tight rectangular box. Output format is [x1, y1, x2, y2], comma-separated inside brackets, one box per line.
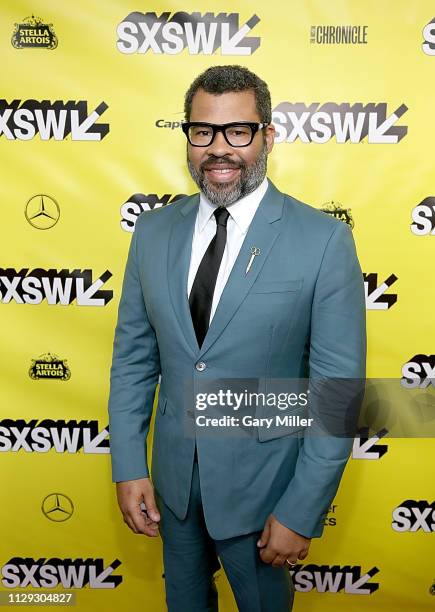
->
[187, 142, 268, 208]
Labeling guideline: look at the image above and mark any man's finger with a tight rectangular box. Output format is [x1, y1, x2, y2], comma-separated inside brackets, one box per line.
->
[127, 503, 151, 534]
[124, 514, 139, 534]
[259, 544, 276, 564]
[126, 510, 160, 536]
[143, 493, 161, 523]
[144, 515, 160, 532]
[132, 505, 159, 535]
[257, 521, 271, 548]
[143, 523, 160, 537]
[144, 515, 159, 527]
[272, 554, 287, 568]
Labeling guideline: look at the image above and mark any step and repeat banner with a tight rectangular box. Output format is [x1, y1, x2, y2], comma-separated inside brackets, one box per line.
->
[1, 1, 434, 611]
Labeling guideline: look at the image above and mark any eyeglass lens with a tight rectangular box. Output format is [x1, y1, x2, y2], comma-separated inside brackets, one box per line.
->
[188, 124, 253, 146]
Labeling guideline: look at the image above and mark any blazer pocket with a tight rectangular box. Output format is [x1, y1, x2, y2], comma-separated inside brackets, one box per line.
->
[257, 421, 305, 442]
[256, 405, 307, 442]
[249, 279, 303, 294]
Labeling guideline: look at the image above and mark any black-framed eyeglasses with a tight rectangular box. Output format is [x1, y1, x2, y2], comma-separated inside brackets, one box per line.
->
[181, 121, 269, 147]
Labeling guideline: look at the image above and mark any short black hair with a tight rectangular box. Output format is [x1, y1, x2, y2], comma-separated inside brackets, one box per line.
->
[184, 65, 271, 123]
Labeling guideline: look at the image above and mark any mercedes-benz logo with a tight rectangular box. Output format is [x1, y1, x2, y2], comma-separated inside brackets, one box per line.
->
[25, 194, 60, 229]
[41, 493, 74, 522]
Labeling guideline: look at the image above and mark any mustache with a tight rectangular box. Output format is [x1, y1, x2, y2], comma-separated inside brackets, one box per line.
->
[200, 157, 245, 171]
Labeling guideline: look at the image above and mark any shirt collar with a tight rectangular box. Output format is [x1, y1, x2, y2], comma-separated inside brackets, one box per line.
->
[197, 176, 269, 234]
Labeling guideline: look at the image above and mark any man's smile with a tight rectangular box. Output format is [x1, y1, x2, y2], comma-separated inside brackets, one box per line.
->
[204, 167, 240, 182]
[202, 161, 242, 183]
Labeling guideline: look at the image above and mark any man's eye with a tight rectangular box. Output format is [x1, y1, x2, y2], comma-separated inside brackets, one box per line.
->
[192, 128, 211, 137]
[227, 128, 250, 137]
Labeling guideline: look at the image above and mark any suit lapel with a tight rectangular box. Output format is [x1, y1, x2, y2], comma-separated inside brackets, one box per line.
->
[167, 194, 201, 356]
[167, 181, 285, 357]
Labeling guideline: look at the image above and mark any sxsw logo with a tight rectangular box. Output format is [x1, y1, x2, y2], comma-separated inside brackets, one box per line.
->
[1, 558, 122, 588]
[352, 427, 388, 460]
[392, 500, 435, 532]
[0, 418, 109, 454]
[411, 197, 435, 235]
[364, 273, 397, 310]
[0, 268, 113, 306]
[422, 18, 435, 55]
[120, 193, 187, 232]
[291, 565, 379, 594]
[117, 12, 260, 55]
[0, 100, 108, 141]
[273, 103, 408, 144]
[401, 355, 435, 389]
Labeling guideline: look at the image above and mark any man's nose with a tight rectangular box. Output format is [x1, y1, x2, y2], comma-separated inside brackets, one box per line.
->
[206, 129, 234, 157]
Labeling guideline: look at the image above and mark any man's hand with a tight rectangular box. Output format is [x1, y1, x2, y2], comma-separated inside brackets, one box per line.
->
[257, 513, 311, 567]
[116, 477, 160, 537]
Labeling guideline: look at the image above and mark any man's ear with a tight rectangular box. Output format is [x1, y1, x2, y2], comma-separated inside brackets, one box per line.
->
[265, 123, 276, 154]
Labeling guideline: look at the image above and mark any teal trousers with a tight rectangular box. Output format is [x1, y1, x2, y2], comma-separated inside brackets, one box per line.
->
[155, 460, 294, 611]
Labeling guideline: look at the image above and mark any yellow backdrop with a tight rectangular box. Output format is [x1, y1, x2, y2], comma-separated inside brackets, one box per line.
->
[1, 1, 434, 610]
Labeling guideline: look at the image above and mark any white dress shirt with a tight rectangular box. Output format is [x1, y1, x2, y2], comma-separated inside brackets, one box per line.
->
[187, 177, 269, 322]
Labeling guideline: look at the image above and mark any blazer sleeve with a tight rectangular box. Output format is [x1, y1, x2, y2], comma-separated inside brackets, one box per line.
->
[272, 220, 366, 538]
[107, 217, 161, 482]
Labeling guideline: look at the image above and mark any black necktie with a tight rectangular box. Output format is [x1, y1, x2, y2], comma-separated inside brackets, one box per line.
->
[189, 206, 230, 348]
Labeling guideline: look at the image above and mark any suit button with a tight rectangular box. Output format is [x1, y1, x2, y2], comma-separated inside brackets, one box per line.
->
[195, 361, 206, 372]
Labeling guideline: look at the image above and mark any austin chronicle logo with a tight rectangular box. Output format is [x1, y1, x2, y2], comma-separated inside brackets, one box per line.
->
[29, 353, 71, 380]
[25, 194, 60, 229]
[310, 25, 368, 45]
[42, 493, 74, 522]
[11, 15, 58, 49]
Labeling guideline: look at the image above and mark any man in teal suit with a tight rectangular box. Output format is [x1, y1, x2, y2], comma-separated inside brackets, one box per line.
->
[108, 65, 366, 611]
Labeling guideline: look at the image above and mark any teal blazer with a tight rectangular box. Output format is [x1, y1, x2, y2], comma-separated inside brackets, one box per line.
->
[108, 179, 366, 539]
